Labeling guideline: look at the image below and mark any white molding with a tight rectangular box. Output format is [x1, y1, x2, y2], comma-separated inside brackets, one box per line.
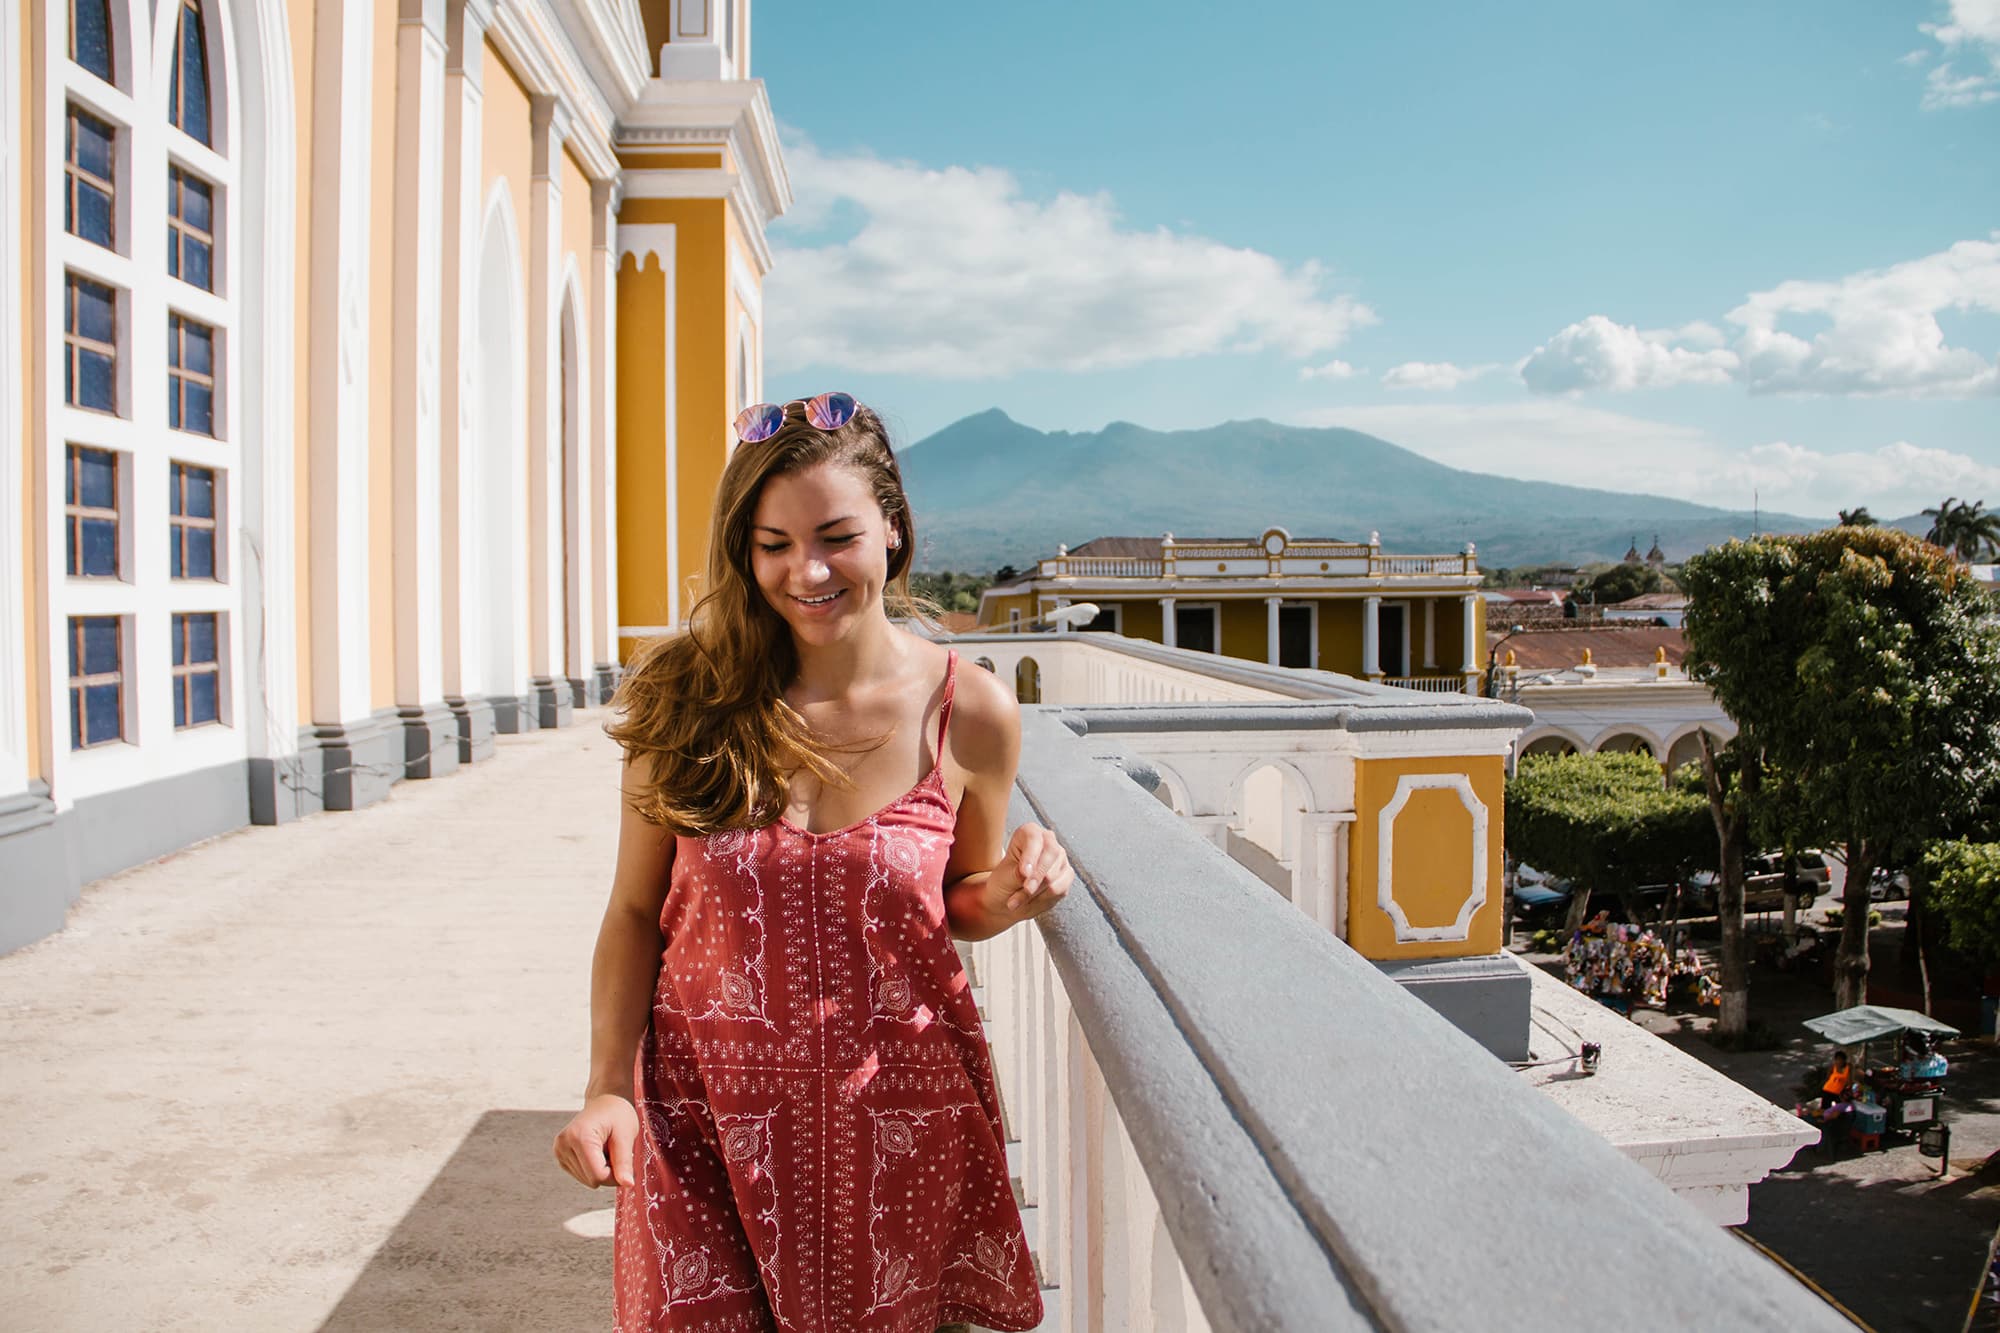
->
[0, 0, 26, 796]
[557, 258, 591, 679]
[728, 242, 761, 326]
[486, 0, 619, 180]
[391, 5, 449, 707]
[438, 0, 489, 697]
[588, 179, 618, 666]
[1376, 773, 1489, 944]
[526, 98, 565, 679]
[616, 221, 677, 267]
[469, 180, 531, 697]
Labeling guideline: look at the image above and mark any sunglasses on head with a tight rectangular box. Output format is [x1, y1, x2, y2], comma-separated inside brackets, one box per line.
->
[732, 391, 860, 445]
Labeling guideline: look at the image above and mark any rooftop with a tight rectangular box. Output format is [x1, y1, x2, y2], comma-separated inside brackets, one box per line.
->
[1493, 624, 1689, 671]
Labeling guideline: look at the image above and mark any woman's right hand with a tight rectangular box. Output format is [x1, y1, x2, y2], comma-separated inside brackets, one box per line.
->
[553, 1093, 641, 1189]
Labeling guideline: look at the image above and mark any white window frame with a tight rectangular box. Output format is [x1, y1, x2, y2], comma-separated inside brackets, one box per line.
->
[1278, 600, 1318, 669]
[1174, 601, 1222, 655]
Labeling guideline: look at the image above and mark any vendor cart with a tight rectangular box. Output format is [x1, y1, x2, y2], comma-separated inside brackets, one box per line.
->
[1802, 1004, 1956, 1143]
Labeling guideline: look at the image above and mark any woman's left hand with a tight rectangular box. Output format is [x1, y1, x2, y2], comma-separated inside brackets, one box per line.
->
[980, 822, 1073, 926]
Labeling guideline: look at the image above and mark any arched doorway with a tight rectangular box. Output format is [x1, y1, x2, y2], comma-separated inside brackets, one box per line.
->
[1015, 657, 1041, 704]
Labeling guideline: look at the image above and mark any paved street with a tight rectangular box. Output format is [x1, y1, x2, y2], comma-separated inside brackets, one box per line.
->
[1, 718, 627, 1330]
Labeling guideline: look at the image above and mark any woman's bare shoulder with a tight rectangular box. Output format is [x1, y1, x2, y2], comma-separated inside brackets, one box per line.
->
[944, 652, 1020, 773]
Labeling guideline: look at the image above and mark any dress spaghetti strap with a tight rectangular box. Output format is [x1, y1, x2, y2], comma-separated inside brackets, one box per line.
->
[936, 650, 959, 759]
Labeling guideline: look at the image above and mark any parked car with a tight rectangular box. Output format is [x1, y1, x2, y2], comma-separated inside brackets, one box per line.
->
[1868, 868, 1912, 902]
[1689, 852, 1826, 915]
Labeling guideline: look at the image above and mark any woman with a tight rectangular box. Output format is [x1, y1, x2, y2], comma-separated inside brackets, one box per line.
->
[553, 393, 1067, 1332]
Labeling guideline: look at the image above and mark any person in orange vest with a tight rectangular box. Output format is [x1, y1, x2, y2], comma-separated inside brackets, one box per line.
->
[1821, 1050, 1854, 1109]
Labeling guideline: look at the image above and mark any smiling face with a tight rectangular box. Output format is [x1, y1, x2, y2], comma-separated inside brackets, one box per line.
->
[747, 462, 900, 647]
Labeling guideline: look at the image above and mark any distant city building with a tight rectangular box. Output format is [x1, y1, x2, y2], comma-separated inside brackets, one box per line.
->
[1602, 592, 1691, 628]
[3, 0, 787, 951]
[978, 528, 1486, 691]
[1487, 625, 1731, 770]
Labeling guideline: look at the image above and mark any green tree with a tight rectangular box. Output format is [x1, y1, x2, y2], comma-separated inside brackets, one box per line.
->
[1505, 751, 1713, 932]
[1837, 507, 1877, 527]
[1924, 841, 2000, 966]
[1924, 497, 2000, 561]
[1683, 528, 2000, 1007]
[1588, 562, 1664, 605]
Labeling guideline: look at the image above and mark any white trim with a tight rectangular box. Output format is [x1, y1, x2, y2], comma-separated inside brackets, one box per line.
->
[438, 0, 489, 699]
[1376, 774, 1489, 944]
[616, 221, 676, 267]
[0, 0, 26, 796]
[468, 180, 531, 698]
[618, 625, 676, 637]
[728, 243, 761, 327]
[557, 260, 590, 679]
[588, 180, 618, 667]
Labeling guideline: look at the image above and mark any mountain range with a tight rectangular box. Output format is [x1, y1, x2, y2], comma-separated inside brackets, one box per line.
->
[894, 410, 1842, 574]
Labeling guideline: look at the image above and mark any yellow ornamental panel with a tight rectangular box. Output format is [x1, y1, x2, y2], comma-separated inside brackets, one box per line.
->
[1347, 755, 1505, 960]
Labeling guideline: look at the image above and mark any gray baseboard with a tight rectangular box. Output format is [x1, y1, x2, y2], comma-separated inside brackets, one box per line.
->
[590, 663, 622, 706]
[2, 762, 253, 956]
[532, 676, 573, 730]
[447, 696, 497, 765]
[0, 784, 72, 955]
[399, 701, 462, 781]
[313, 710, 402, 812]
[567, 676, 588, 710]
[1374, 952, 1532, 1061]
[249, 727, 325, 825]
[488, 692, 534, 735]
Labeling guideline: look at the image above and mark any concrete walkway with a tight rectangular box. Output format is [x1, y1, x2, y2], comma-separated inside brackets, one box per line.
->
[1, 717, 627, 1330]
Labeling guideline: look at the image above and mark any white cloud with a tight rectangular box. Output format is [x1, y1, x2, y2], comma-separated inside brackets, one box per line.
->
[1380, 361, 1496, 391]
[1520, 316, 1739, 393]
[764, 138, 1376, 378]
[1288, 399, 2000, 519]
[1914, 1, 2000, 108]
[1520, 233, 2000, 399]
[1299, 359, 1361, 381]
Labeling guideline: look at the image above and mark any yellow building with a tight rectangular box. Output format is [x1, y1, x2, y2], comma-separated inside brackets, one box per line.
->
[3, 0, 786, 951]
[978, 528, 1488, 691]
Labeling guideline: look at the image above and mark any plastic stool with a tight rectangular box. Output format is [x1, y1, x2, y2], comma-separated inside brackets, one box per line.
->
[1849, 1127, 1882, 1152]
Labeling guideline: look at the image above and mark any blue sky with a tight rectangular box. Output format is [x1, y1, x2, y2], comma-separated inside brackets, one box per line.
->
[752, 1, 1999, 520]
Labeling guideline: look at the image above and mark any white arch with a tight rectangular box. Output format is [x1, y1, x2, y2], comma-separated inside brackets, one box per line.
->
[1591, 727, 1659, 756]
[469, 181, 529, 715]
[149, 0, 234, 154]
[1225, 753, 1319, 814]
[1519, 726, 1587, 756]
[1149, 760, 1193, 818]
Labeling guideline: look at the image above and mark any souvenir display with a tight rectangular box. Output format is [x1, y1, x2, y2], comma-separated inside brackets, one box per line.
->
[1561, 913, 1715, 1013]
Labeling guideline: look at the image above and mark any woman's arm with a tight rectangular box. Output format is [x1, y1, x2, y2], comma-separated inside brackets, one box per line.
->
[553, 755, 676, 1188]
[941, 664, 1073, 942]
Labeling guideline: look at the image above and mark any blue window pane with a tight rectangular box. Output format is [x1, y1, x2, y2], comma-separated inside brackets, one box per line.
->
[188, 614, 216, 663]
[81, 617, 118, 674]
[183, 238, 211, 291]
[174, 169, 212, 230]
[184, 383, 213, 435]
[174, 683, 186, 728]
[73, 111, 113, 178]
[70, 689, 84, 749]
[176, 9, 211, 146]
[167, 228, 180, 281]
[190, 672, 219, 725]
[75, 447, 115, 507]
[185, 529, 214, 579]
[182, 466, 214, 518]
[182, 321, 212, 375]
[80, 519, 117, 576]
[77, 349, 115, 411]
[66, 521, 78, 576]
[86, 685, 122, 743]
[171, 619, 187, 666]
[72, 0, 113, 81]
[170, 530, 183, 577]
[75, 185, 113, 248]
[73, 278, 114, 342]
[168, 381, 181, 430]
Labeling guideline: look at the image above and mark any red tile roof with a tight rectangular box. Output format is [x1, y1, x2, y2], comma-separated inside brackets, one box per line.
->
[1489, 625, 1688, 671]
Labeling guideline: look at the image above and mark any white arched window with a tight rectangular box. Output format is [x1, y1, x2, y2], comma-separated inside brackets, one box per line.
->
[43, 0, 242, 796]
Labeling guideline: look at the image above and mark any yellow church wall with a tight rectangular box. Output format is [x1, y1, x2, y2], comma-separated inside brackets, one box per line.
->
[1315, 598, 1365, 675]
[481, 41, 532, 290]
[981, 591, 1035, 629]
[616, 196, 728, 616]
[1217, 600, 1266, 661]
[1113, 598, 1162, 641]
[614, 252, 671, 651]
[1346, 754, 1505, 960]
[561, 144, 592, 319]
[365, 0, 398, 708]
[290, 0, 316, 726]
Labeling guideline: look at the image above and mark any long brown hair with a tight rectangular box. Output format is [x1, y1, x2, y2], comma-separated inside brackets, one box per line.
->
[608, 403, 927, 834]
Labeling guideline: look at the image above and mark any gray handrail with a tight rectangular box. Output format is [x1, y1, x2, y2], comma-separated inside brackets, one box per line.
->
[1014, 710, 1843, 1332]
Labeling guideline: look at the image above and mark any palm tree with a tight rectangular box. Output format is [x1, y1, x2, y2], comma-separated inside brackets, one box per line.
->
[1924, 497, 2000, 561]
[1837, 507, 1877, 527]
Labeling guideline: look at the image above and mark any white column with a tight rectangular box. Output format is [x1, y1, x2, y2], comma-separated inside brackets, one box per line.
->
[1160, 596, 1177, 648]
[391, 0, 448, 714]
[308, 0, 378, 727]
[1266, 596, 1282, 666]
[0, 0, 27, 801]
[1462, 594, 1480, 674]
[1362, 595, 1382, 679]
[659, 0, 733, 79]
[588, 180, 620, 688]
[527, 95, 569, 719]
[438, 0, 491, 704]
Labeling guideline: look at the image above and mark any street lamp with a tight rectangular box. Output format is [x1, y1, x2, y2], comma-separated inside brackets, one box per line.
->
[983, 602, 1101, 634]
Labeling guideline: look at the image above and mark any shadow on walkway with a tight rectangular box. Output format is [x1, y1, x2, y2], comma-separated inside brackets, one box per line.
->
[319, 1111, 611, 1333]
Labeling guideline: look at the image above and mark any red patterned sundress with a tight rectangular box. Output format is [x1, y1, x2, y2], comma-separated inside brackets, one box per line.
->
[614, 652, 1042, 1332]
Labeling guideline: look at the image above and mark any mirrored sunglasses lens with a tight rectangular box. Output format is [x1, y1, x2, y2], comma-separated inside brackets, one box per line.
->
[806, 391, 858, 430]
[735, 403, 785, 443]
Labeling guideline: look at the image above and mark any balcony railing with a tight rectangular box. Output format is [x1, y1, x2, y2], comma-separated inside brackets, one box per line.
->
[1382, 674, 1473, 695]
[974, 711, 1847, 1332]
[1033, 548, 1478, 581]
